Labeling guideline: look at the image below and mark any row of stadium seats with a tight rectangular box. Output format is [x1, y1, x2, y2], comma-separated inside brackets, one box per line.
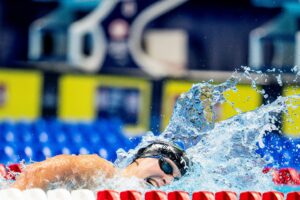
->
[256, 132, 300, 170]
[1, 119, 300, 170]
[0, 118, 141, 164]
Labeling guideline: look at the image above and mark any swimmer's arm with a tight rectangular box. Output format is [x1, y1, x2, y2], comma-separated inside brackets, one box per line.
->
[12, 154, 115, 190]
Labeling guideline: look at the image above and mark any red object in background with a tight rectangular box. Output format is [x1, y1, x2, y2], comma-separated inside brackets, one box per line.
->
[262, 191, 284, 200]
[215, 191, 237, 200]
[97, 190, 120, 200]
[120, 190, 142, 200]
[240, 191, 262, 200]
[262, 167, 271, 174]
[7, 164, 22, 173]
[5, 163, 22, 180]
[286, 192, 300, 200]
[168, 191, 190, 200]
[272, 168, 300, 185]
[145, 191, 167, 200]
[192, 191, 214, 200]
[262, 167, 300, 185]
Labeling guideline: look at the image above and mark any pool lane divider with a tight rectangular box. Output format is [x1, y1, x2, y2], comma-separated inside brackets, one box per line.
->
[0, 190, 300, 200]
[145, 190, 167, 200]
[240, 191, 261, 200]
[192, 191, 215, 200]
[95, 191, 299, 200]
[97, 190, 120, 200]
[121, 190, 143, 200]
[168, 191, 190, 200]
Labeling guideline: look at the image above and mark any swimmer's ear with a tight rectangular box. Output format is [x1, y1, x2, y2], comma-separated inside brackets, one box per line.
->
[136, 147, 147, 156]
[134, 159, 140, 166]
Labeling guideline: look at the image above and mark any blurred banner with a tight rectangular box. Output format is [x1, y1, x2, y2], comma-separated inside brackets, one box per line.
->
[0, 69, 43, 120]
[161, 80, 262, 131]
[29, 0, 188, 77]
[59, 75, 152, 134]
[283, 86, 300, 137]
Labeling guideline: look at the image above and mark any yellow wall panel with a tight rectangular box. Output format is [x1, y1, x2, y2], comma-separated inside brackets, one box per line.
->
[59, 75, 152, 133]
[283, 86, 300, 137]
[59, 75, 97, 120]
[0, 69, 42, 120]
[219, 85, 262, 120]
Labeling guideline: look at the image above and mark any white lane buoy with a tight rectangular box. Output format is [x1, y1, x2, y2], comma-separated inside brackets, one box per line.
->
[47, 189, 72, 200]
[71, 189, 95, 200]
[23, 188, 47, 200]
[0, 188, 23, 200]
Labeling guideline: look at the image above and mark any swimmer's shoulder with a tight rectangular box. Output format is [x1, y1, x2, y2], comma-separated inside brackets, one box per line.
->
[67, 154, 117, 178]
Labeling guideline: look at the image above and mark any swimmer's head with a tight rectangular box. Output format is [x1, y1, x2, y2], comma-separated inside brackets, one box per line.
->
[134, 141, 190, 176]
[125, 141, 189, 187]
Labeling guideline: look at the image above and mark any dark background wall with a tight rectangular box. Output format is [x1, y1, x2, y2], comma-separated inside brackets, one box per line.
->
[0, 0, 281, 71]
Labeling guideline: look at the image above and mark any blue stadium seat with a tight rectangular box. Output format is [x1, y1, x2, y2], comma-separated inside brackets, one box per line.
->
[19, 130, 34, 144]
[59, 143, 81, 155]
[77, 122, 93, 135]
[16, 146, 34, 163]
[0, 118, 129, 164]
[15, 121, 31, 134]
[31, 145, 57, 161]
[38, 131, 52, 144]
[1, 121, 14, 133]
[92, 119, 109, 135]
[59, 147, 72, 155]
[63, 122, 79, 134]
[88, 132, 100, 145]
[3, 145, 18, 163]
[97, 147, 110, 160]
[108, 118, 123, 133]
[70, 130, 85, 145]
[104, 133, 119, 147]
[258, 133, 300, 169]
[94, 146, 115, 161]
[47, 118, 63, 133]
[32, 119, 47, 133]
[78, 147, 90, 155]
[53, 131, 69, 145]
[1, 122, 17, 144]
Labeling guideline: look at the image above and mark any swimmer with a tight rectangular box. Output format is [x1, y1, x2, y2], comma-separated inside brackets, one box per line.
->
[11, 141, 189, 190]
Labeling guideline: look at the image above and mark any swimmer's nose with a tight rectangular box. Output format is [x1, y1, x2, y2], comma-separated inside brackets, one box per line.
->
[162, 175, 173, 186]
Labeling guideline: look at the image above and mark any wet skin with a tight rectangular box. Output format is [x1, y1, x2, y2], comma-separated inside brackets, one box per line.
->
[123, 157, 181, 187]
[12, 154, 181, 190]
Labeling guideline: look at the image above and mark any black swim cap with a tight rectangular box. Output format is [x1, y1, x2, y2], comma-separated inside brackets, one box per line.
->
[134, 141, 190, 176]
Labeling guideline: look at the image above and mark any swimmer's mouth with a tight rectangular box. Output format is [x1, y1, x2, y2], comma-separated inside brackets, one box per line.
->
[145, 178, 159, 187]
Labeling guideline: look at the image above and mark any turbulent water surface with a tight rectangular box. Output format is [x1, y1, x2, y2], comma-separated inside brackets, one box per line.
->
[116, 67, 300, 193]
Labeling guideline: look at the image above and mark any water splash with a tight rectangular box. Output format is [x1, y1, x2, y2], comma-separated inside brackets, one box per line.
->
[161, 77, 238, 148]
[115, 68, 300, 193]
[164, 95, 294, 193]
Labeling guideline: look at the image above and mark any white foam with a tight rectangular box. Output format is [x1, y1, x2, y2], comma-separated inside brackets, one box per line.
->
[71, 189, 95, 200]
[23, 188, 47, 200]
[47, 189, 72, 200]
[0, 188, 23, 200]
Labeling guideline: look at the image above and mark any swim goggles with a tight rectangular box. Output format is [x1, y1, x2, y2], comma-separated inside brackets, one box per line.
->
[141, 155, 174, 175]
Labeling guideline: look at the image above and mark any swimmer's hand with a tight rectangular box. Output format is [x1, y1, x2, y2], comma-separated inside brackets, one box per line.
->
[11, 154, 116, 190]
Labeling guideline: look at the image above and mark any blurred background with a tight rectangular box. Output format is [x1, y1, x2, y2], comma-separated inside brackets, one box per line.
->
[0, 0, 300, 171]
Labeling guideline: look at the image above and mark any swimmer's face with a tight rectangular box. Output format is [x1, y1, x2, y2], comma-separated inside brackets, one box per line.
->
[133, 157, 181, 187]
